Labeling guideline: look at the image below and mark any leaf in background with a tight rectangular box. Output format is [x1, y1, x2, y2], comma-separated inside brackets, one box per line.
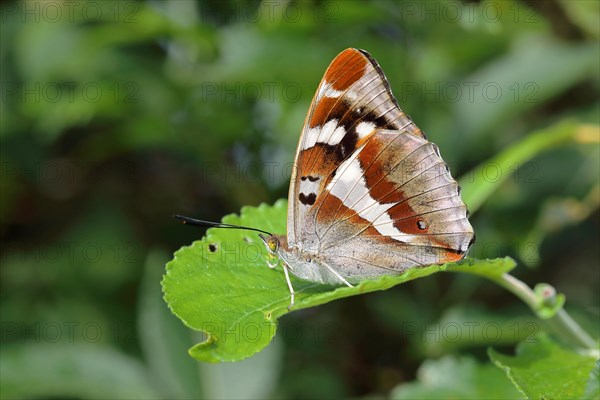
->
[162, 200, 515, 362]
[519, 182, 600, 267]
[459, 120, 586, 214]
[390, 356, 523, 400]
[138, 249, 203, 399]
[199, 336, 283, 400]
[488, 334, 598, 399]
[0, 343, 158, 399]
[455, 35, 598, 141]
[558, 0, 600, 38]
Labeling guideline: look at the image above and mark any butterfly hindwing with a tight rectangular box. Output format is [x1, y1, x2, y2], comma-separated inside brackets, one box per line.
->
[288, 48, 424, 247]
[314, 129, 474, 275]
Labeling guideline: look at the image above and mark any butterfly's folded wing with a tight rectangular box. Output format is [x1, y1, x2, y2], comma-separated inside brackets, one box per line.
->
[315, 130, 475, 277]
[287, 48, 474, 277]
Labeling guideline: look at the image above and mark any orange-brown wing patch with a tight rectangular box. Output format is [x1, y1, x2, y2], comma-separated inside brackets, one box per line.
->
[324, 49, 369, 91]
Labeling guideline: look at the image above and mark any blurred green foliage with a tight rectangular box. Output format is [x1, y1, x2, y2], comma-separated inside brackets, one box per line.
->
[1, 0, 598, 398]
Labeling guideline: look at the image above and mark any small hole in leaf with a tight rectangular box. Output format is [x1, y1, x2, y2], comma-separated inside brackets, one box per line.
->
[208, 243, 218, 252]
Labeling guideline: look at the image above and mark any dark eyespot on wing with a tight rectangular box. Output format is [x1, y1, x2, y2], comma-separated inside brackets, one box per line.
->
[299, 193, 317, 205]
[301, 175, 321, 182]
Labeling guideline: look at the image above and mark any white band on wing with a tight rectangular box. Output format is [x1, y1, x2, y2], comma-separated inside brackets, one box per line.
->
[325, 145, 419, 243]
[302, 119, 346, 150]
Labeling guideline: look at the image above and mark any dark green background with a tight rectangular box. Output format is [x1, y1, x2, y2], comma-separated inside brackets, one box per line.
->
[1, 0, 598, 398]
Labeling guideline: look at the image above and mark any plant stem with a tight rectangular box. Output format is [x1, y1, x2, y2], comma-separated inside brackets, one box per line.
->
[496, 273, 539, 310]
[495, 273, 596, 350]
[551, 309, 597, 351]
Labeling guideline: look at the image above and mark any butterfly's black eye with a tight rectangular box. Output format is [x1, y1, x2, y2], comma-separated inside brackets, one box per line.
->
[208, 243, 218, 252]
[416, 220, 427, 230]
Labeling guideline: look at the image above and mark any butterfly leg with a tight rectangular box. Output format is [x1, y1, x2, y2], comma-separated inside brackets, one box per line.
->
[267, 256, 295, 308]
[321, 260, 354, 288]
[281, 263, 296, 309]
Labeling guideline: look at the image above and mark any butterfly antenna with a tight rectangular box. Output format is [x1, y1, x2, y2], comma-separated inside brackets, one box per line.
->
[173, 214, 273, 236]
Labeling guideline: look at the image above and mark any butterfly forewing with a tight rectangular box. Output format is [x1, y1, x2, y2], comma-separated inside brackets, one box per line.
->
[288, 48, 424, 247]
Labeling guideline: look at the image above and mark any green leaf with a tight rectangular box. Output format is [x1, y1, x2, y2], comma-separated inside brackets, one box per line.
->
[391, 356, 524, 400]
[489, 334, 599, 399]
[162, 200, 515, 362]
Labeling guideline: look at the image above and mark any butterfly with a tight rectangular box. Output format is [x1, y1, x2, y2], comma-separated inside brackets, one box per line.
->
[178, 48, 474, 308]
